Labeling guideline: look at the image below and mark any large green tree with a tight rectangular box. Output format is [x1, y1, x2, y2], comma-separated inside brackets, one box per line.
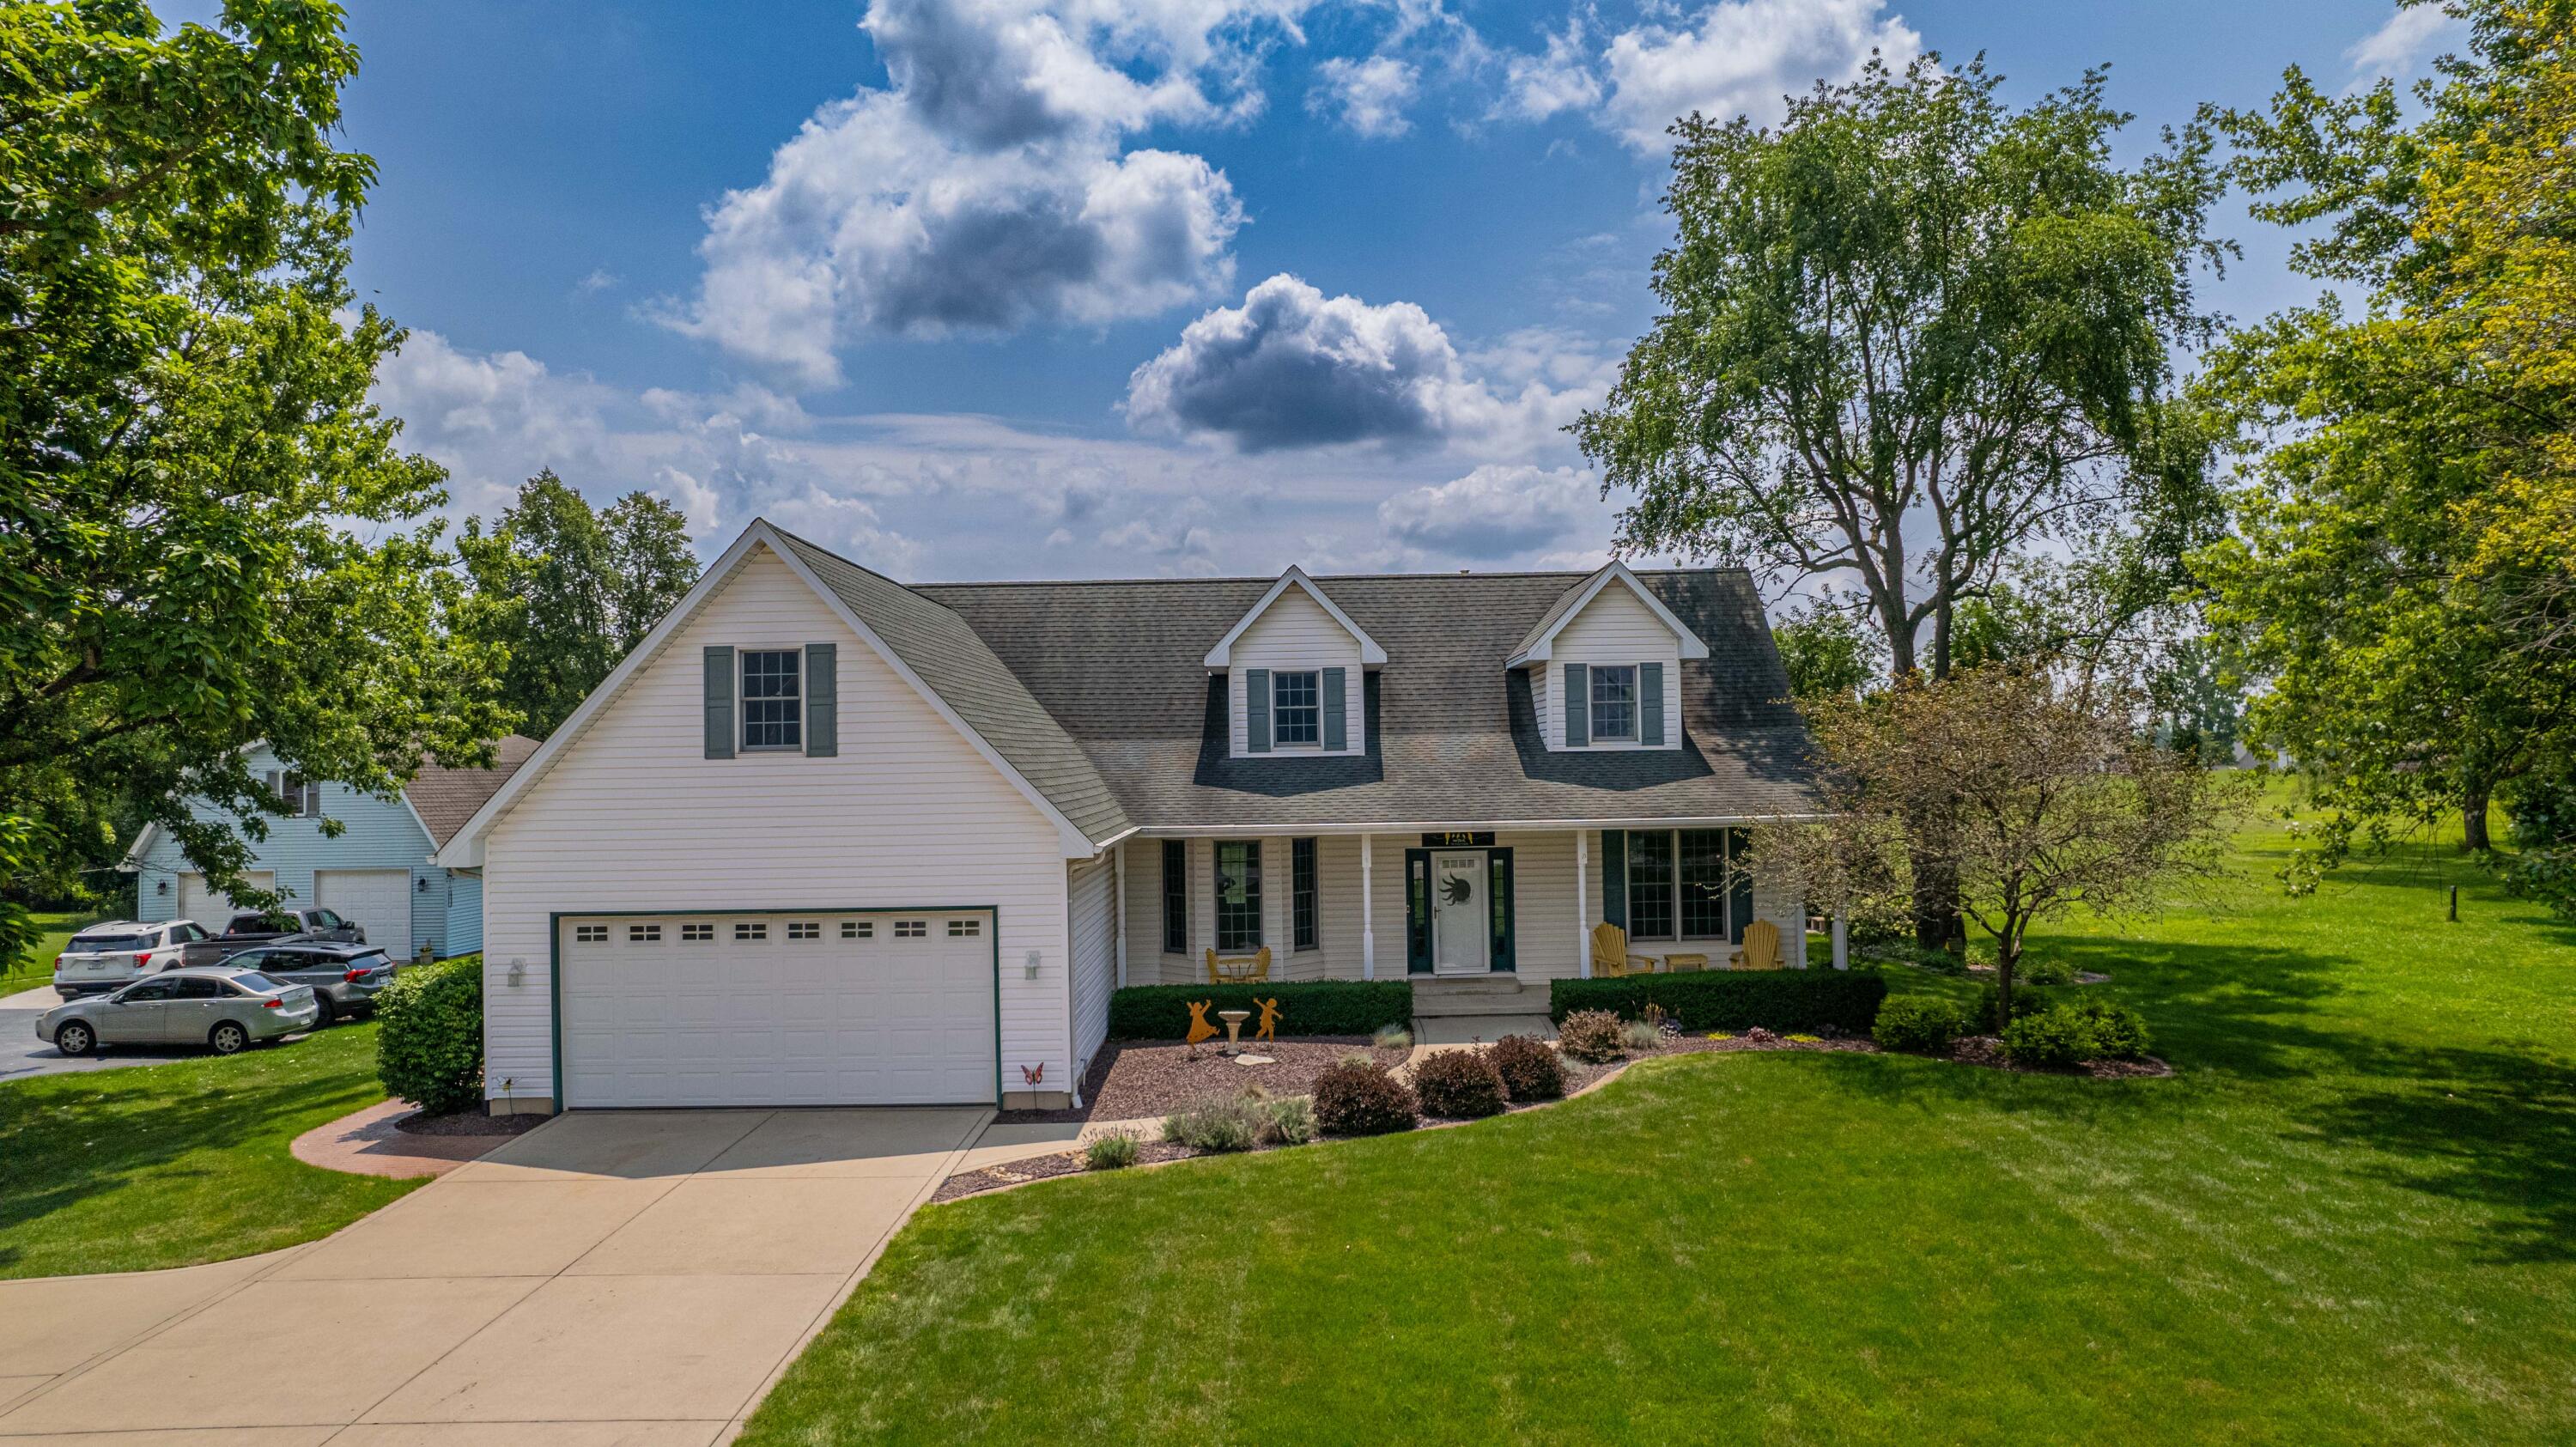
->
[2200, 0, 2576, 860]
[0, 0, 510, 964]
[1577, 52, 2230, 944]
[458, 472, 698, 737]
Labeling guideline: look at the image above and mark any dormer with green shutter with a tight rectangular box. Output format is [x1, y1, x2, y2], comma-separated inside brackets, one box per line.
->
[1204, 566, 1384, 759]
[1505, 562, 1708, 753]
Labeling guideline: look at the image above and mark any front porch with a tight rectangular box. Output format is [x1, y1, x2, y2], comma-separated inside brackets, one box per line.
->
[1111, 826, 1843, 991]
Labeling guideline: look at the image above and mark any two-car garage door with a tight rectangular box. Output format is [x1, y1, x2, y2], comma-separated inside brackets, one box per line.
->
[558, 912, 998, 1108]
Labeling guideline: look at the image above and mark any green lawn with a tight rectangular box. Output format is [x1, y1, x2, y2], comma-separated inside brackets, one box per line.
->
[743, 803, 2576, 1445]
[2, 909, 107, 996]
[0, 1022, 420, 1280]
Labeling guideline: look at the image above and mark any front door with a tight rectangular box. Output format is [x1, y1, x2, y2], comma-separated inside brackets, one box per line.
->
[1430, 851, 1490, 974]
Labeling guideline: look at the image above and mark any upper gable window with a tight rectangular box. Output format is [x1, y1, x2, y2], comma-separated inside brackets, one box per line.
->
[1272, 672, 1321, 745]
[1590, 666, 1637, 741]
[741, 649, 802, 751]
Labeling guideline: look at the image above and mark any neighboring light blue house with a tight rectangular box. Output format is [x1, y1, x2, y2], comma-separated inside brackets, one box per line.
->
[122, 738, 538, 959]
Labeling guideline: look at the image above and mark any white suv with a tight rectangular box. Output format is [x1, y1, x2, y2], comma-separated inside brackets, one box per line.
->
[52, 920, 216, 998]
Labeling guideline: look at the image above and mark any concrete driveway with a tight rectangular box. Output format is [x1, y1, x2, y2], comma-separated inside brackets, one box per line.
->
[0, 1105, 990, 1444]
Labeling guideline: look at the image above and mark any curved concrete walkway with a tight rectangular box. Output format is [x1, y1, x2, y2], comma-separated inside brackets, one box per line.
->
[0, 1106, 990, 1445]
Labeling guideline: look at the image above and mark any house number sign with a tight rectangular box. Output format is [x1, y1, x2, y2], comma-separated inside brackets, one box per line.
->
[1419, 832, 1496, 848]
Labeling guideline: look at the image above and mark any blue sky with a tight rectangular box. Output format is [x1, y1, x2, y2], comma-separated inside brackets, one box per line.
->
[295, 0, 2466, 582]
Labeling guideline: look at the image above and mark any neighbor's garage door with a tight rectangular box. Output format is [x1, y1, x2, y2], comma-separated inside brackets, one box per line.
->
[177, 871, 275, 927]
[315, 869, 413, 953]
[558, 912, 997, 1107]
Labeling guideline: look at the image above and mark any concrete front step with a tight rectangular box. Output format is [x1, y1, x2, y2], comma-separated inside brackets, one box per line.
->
[1410, 977, 1549, 1018]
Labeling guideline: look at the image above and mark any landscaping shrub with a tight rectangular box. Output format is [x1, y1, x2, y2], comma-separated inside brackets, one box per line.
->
[376, 956, 483, 1115]
[1549, 970, 1886, 1035]
[1084, 1132, 1139, 1170]
[2063, 998, 2151, 1060]
[1622, 1018, 1665, 1052]
[1163, 1096, 1260, 1152]
[1372, 1023, 1413, 1049]
[1257, 1094, 1315, 1146]
[1999, 1007, 2099, 1069]
[1108, 981, 1414, 1040]
[1873, 994, 1966, 1054]
[1410, 1049, 1508, 1119]
[1556, 1008, 1626, 1062]
[2020, 957, 2077, 987]
[1489, 1033, 1564, 1101]
[1971, 982, 2067, 1033]
[1312, 1057, 1419, 1135]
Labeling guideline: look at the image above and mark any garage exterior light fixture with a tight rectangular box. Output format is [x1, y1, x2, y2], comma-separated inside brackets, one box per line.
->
[1023, 949, 1041, 980]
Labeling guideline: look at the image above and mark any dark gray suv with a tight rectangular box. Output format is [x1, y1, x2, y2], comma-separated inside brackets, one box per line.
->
[216, 942, 398, 1024]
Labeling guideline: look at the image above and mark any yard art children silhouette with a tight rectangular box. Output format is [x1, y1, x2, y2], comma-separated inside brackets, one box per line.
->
[1254, 996, 1281, 1042]
[1185, 999, 1219, 1046]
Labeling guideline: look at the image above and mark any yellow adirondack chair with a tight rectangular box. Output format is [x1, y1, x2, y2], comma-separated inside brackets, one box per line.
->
[1205, 945, 1273, 984]
[1590, 921, 1657, 978]
[1736, 919, 1784, 970]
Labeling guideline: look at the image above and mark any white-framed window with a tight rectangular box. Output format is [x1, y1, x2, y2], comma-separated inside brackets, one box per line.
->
[735, 921, 769, 941]
[787, 921, 820, 940]
[946, 918, 980, 937]
[681, 922, 714, 942]
[264, 769, 321, 818]
[574, 924, 609, 945]
[741, 648, 802, 751]
[895, 919, 927, 938]
[1590, 665, 1638, 741]
[629, 924, 661, 942]
[1272, 671, 1321, 746]
[1623, 828, 1741, 943]
[841, 921, 872, 939]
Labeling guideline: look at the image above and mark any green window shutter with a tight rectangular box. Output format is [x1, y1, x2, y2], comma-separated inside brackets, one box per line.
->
[1246, 668, 1272, 752]
[1321, 667, 1347, 750]
[1404, 848, 1432, 974]
[1727, 828, 1755, 945]
[804, 642, 837, 757]
[1601, 828, 1626, 929]
[1489, 849, 1516, 972]
[1564, 662, 1589, 746]
[1640, 660, 1665, 745]
[703, 646, 735, 759]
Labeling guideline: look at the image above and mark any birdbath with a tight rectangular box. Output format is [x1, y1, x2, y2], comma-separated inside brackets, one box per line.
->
[1218, 1009, 1252, 1053]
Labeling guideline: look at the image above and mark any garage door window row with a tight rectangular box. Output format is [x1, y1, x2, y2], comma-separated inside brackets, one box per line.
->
[576, 917, 961, 944]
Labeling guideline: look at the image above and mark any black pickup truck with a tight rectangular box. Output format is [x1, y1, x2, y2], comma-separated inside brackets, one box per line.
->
[214, 906, 368, 951]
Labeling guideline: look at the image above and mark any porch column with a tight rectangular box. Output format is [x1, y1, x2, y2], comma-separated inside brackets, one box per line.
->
[1113, 842, 1128, 988]
[1360, 833, 1375, 980]
[1832, 907, 1849, 970]
[1575, 830, 1590, 978]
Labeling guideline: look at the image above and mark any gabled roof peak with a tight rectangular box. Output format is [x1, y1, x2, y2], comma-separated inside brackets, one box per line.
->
[1505, 560, 1711, 667]
[1201, 565, 1389, 669]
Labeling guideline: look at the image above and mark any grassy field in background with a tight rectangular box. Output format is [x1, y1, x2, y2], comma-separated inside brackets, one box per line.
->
[1, 910, 108, 996]
[742, 799, 2576, 1445]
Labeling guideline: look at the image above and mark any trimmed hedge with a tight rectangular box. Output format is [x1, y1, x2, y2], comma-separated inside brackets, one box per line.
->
[1108, 981, 1415, 1040]
[377, 955, 483, 1115]
[1549, 969, 1887, 1035]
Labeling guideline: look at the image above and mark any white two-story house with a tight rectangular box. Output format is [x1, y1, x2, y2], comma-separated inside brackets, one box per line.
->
[433, 520, 1827, 1115]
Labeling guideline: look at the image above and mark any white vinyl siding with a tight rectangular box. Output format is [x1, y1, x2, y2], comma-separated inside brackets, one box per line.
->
[1067, 854, 1116, 1082]
[1228, 587, 1365, 757]
[478, 546, 1072, 1109]
[1541, 585, 1685, 752]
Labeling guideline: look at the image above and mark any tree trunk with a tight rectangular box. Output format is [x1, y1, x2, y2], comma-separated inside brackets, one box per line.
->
[2463, 787, 2492, 851]
[1911, 854, 1961, 952]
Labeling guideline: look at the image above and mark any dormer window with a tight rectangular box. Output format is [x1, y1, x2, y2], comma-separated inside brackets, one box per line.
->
[1590, 666, 1637, 741]
[1272, 672, 1321, 745]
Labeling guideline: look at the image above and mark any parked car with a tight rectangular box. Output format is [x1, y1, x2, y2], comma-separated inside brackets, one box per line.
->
[39, 968, 321, 1057]
[216, 906, 367, 948]
[217, 941, 398, 1024]
[52, 919, 223, 997]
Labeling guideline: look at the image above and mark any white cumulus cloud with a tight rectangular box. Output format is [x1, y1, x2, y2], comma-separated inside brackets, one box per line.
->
[1123, 273, 1603, 455]
[2346, 3, 2464, 81]
[1378, 464, 1602, 557]
[1599, 0, 1918, 150]
[1309, 55, 1421, 137]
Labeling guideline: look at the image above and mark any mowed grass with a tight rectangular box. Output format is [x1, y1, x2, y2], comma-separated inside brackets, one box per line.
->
[0, 1022, 418, 1280]
[742, 800, 2576, 1445]
[2, 909, 108, 995]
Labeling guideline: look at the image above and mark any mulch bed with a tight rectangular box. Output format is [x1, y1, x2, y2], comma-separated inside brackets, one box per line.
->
[393, 1108, 546, 1137]
[991, 1037, 1415, 1126]
[941, 1026, 2170, 1203]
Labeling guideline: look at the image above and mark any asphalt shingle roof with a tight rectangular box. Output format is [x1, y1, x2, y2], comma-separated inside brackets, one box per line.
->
[900, 566, 1823, 831]
[405, 734, 541, 848]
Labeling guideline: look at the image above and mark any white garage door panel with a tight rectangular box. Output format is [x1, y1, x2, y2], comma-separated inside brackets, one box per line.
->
[560, 914, 997, 1107]
[315, 869, 412, 951]
[176, 871, 275, 927]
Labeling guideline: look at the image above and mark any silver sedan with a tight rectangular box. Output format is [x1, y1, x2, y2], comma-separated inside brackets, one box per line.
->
[38, 969, 322, 1058]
